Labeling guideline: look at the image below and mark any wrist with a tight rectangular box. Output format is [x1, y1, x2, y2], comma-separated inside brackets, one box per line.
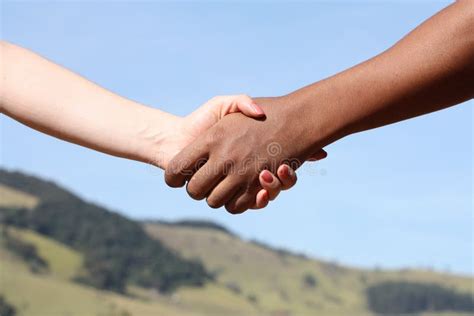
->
[279, 85, 352, 153]
[132, 105, 184, 169]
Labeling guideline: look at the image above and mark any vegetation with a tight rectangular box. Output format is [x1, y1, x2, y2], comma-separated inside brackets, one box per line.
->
[249, 239, 308, 259]
[247, 293, 258, 305]
[1, 169, 474, 316]
[0, 258, 201, 316]
[149, 219, 235, 235]
[148, 221, 474, 315]
[13, 228, 83, 280]
[0, 184, 38, 209]
[0, 296, 16, 316]
[366, 281, 474, 314]
[302, 273, 318, 289]
[0, 170, 210, 294]
[1, 227, 49, 273]
[1, 203, 210, 293]
[225, 281, 242, 295]
[0, 170, 75, 203]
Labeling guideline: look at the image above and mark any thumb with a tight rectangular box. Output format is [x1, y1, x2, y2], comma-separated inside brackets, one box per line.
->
[217, 94, 265, 119]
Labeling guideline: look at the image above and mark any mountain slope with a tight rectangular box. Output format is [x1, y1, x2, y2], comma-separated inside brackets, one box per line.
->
[144, 222, 473, 316]
[0, 168, 472, 316]
[0, 169, 210, 294]
[0, 228, 256, 316]
[1, 246, 199, 316]
[0, 184, 38, 209]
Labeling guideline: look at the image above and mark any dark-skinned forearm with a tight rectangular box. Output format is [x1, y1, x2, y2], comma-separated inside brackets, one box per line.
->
[286, 0, 473, 150]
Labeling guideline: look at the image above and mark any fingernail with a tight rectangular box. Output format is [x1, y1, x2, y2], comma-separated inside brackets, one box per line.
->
[287, 166, 295, 176]
[280, 165, 289, 176]
[250, 103, 265, 116]
[262, 171, 273, 183]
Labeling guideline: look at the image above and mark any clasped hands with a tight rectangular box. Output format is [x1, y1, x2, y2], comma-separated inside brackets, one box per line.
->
[163, 95, 327, 214]
[5, 0, 472, 215]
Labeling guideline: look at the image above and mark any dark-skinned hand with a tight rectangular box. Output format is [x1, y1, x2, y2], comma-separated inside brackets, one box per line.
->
[165, 96, 326, 214]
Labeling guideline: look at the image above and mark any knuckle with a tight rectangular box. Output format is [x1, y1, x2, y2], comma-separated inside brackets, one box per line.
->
[220, 159, 236, 176]
[205, 130, 219, 146]
[166, 161, 183, 177]
[194, 157, 208, 171]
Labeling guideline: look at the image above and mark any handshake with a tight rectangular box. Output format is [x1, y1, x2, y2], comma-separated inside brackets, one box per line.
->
[155, 95, 329, 214]
[3, 43, 335, 215]
[4, 0, 471, 217]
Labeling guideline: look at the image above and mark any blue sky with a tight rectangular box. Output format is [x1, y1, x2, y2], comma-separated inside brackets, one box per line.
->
[1, 1, 472, 274]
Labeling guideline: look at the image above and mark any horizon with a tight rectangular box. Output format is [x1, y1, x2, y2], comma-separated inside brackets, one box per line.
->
[1, 0, 472, 275]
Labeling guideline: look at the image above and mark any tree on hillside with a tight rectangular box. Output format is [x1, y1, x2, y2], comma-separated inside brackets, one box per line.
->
[367, 281, 474, 314]
[1, 226, 49, 274]
[0, 296, 16, 316]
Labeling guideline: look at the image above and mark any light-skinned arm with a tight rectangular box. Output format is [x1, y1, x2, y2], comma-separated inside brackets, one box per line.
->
[0, 41, 325, 208]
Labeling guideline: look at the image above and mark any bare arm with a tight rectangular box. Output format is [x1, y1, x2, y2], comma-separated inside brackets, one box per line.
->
[290, 0, 474, 146]
[0, 41, 180, 166]
[0, 41, 307, 209]
[166, 0, 474, 214]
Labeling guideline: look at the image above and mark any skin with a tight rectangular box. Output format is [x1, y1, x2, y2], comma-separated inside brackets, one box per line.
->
[166, 0, 474, 214]
[0, 41, 326, 208]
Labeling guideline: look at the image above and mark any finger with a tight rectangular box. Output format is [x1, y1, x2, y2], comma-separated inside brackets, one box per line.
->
[187, 95, 264, 128]
[307, 149, 328, 161]
[186, 159, 231, 200]
[225, 180, 260, 214]
[221, 94, 265, 118]
[258, 170, 281, 201]
[251, 189, 269, 210]
[276, 164, 298, 190]
[206, 177, 242, 209]
[165, 142, 208, 188]
[224, 186, 248, 214]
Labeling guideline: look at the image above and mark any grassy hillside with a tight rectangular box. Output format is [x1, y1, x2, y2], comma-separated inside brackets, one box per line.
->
[144, 222, 473, 316]
[0, 169, 472, 316]
[0, 184, 38, 209]
[0, 245, 194, 316]
[0, 228, 257, 316]
[1, 224, 472, 316]
[0, 225, 256, 316]
[0, 169, 210, 294]
[6, 227, 83, 280]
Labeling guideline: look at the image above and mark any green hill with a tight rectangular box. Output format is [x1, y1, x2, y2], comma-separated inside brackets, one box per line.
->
[0, 169, 472, 316]
[143, 222, 473, 316]
[0, 169, 210, 294]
